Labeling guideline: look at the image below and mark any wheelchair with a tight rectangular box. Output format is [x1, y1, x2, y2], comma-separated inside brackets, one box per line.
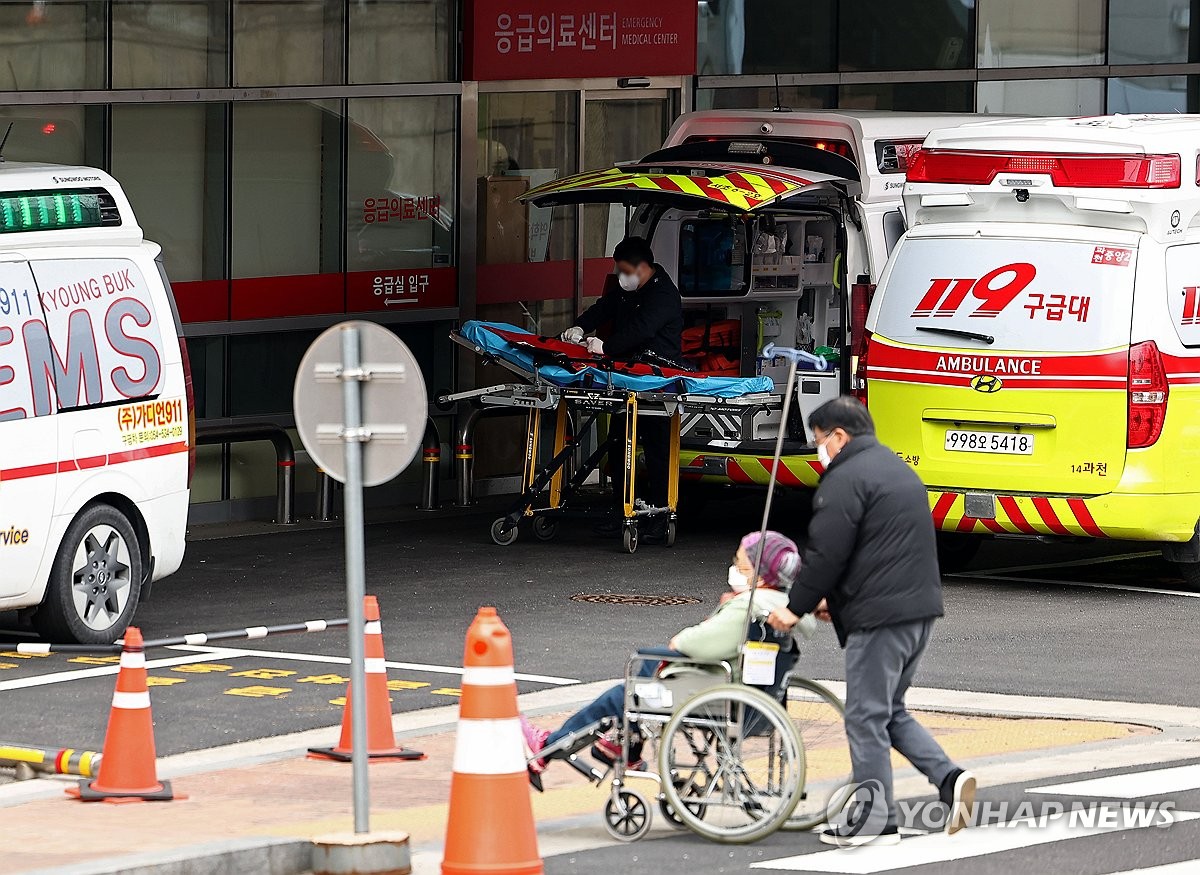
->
[531, 619, 852, 844]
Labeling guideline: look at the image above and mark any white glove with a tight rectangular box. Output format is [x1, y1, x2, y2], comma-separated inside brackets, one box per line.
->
[560, 326, 584, 344]
[585, 336, 605, 355]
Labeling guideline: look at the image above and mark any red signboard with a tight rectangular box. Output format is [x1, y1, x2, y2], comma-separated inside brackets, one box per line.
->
[346, 267, 457, 313]
[464, 0, 697, 81]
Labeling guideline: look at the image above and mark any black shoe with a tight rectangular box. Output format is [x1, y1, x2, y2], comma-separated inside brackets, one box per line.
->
[591, 517, 623, 537]
[819, 824, 900, 848]
[939, 768, 977, 835]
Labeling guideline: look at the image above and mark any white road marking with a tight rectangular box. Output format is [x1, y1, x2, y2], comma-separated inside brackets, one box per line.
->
[168, 644, 579, 685]
[950, 573, 1200, 598]
[1101, 862, 1200, 875]
[0, 649, 246, 691]
[1030, 763, 1200, 799]
[750, 812, 1200, 873]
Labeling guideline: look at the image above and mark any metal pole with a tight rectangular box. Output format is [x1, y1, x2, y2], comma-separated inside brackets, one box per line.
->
[340, 324, 370, 835]
[316, 468, 336, 521]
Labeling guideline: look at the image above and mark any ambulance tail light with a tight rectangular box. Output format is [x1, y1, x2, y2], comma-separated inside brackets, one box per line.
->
[907, 150, 1181, 189]
[179, 337, 196, 486]
[1127, 340, 1169, 449]
[850, 282, 876, 406]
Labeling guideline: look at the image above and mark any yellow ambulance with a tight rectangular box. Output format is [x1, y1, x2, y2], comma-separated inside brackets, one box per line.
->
[865, 114, 1200, 582]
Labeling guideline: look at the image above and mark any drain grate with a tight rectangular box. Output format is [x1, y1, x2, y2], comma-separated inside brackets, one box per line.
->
[570, 593, 702, 606]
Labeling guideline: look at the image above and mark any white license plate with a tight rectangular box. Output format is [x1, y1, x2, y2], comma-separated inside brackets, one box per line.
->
[944, 430, 1034, 455]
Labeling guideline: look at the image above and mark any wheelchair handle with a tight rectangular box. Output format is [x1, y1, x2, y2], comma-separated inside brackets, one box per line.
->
[761, 343, 830, 372]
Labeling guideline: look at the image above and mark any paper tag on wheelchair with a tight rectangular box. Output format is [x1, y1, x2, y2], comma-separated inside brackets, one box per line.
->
[634, 682, 672, 710]
[742, 641, 779, 686]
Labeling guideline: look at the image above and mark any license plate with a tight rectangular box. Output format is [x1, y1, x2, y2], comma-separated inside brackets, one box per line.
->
[944, 430, 1034, 455]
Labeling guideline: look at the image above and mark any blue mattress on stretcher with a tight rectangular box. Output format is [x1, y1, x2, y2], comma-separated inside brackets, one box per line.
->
[460, 321, 775, 398]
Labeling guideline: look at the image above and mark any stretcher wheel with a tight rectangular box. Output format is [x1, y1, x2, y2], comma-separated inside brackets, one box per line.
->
[490, 517, 518, 546]
[604, 788, 652, 842]
[622, 525, 638, 554]
[532, 516, 558, 541]
[665, 521, 677, 548]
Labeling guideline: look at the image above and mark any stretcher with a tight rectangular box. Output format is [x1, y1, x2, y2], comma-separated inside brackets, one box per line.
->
[441, 322, 780, 553]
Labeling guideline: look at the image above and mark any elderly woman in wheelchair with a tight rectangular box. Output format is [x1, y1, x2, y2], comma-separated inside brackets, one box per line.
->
[520, 531, 844, 844]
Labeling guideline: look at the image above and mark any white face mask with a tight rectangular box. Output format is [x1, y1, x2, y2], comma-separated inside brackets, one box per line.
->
[618, 271, 640, 292]
[817, 441, 832, 468]
[727, 564, 751, 593]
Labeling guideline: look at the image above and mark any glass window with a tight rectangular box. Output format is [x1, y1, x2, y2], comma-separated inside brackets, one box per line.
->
[349, 0, 452, 83]
[476, 91, 578, 334]
[112, 0, 228, 87]
[111, 104, 226, 283]
[839, 81, 974, 112]
[228, 329, 319, 416]
[233, 0, 341, 86]
[347, 96, 456, 272]
[978, 0, 1104, 67]
[1108, 76, 1189, 114]
[695, 85, 837, 111]
[976, 78, 1104, 115]
[231, 101, 342, 280]
[1108, 0, 1191, 65]
[0, 105, 88, 165]
[839, 0, 974, 71]
[0, 0, 106, 89]
[698, 0, 835, 75]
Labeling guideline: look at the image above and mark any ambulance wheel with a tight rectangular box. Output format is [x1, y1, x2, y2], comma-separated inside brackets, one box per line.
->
[623, 525, 639, 554]
[532, 517, 558, 541]
[936, 533, 982, 574]
[1173, 560, 1200, 591]
[665, 521, 677, 548]
[490, 518, 519, 547]
[604, 788, 652, 841]
[35, 504, 143, 645]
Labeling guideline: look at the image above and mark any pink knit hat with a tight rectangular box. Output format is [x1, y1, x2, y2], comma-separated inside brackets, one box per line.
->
[740, 530, 800, 590]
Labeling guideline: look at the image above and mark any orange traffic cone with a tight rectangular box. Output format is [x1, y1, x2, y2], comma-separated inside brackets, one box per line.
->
[442, 607, 542, 875]
[309, 596, 423, 762]
[67, 627, 175, 802]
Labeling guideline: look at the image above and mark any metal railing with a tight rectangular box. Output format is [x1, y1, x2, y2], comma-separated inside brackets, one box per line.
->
[196, 423, 295, 525]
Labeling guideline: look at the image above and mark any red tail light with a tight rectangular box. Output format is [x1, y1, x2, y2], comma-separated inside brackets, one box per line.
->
[1127, 340, 1169, 448]
[850, 283, 875, 406]
[179, 337, 196, 486]
[907, 149, 1181, 189]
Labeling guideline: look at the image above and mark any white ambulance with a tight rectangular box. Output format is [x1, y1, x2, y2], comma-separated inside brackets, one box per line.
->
[0, 163, 192, 642]
[864, 115, 1200, 581]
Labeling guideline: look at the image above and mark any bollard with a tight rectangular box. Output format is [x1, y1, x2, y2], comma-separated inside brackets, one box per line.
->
[455, 408, 481, 507]
[316, 467, 337, 521]
[278, 456, 295, 525]
[419, 419, 441, 511]
[0, 744, 102, 779]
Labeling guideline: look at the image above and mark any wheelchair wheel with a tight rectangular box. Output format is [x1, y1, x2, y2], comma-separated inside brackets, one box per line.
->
[531, 516, 558, 541]
[658, 684, 803, 844]
[490, 518, 518, 546]
[782, 678, 854, 831]
[603, 787, 652, 842]
[659, 780, 707, 830]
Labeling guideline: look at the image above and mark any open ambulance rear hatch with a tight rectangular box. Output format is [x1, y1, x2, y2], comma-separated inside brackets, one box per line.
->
[866, 224, 1139, 497]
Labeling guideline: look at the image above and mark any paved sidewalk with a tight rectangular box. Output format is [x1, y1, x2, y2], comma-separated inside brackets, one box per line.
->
[0, 682, 1189, 875]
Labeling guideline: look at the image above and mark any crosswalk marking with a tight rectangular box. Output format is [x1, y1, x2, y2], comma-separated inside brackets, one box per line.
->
[1030, 764, 1200, 800]
[749, 812, 1200, 874]
[1103, 863, 1200, 875]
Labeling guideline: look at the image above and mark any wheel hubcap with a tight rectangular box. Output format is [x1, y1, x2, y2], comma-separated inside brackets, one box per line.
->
[71, 525, 133, 631]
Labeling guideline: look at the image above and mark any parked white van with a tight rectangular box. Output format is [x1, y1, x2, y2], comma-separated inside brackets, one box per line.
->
[0, 163, 193, 643]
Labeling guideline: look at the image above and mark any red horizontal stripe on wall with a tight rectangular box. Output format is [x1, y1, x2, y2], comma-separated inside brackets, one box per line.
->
[231, 273, 344, 320]
[346, 267, 457, 313]
[582, 257, 617, 300]
[477, 261, 574, 305]
[171, 279, 230, 324]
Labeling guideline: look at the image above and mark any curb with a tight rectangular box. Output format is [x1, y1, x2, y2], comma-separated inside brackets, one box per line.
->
[22, 837, 312, 875]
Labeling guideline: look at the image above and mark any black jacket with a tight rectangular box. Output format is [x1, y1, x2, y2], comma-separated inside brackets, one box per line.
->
[787, 435, 944, 646]
[576, 264, 684, 362]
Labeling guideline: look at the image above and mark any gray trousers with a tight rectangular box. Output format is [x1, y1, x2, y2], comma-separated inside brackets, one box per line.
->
[844, 617, 956, 829]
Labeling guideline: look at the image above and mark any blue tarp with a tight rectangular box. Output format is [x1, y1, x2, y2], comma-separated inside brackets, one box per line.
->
[460, 321, 775, 398]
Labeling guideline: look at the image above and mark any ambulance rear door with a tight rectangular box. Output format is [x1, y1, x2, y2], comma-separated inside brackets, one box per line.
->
[866, 223, 1138, 496]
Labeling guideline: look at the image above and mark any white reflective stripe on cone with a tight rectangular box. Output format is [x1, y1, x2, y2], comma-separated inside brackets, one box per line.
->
[306, 620, 327, 632]
[364, 658, 387, 674]
[111, 691, 152, 710]
[461, 666, 516, 686]
[452, 718, 528, 775]
[120, 652, 147, 669]
[364, 621, 382, 635]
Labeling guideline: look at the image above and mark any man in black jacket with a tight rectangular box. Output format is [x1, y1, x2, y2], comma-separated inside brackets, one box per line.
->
[561, 237, 683, 536]
[767, 397, 975, 847]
